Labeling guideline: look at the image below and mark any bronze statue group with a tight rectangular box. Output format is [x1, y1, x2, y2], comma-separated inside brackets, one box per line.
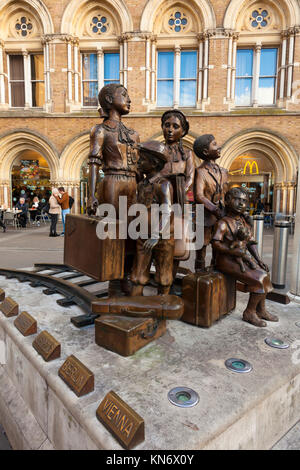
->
[87, 83, 278, 329]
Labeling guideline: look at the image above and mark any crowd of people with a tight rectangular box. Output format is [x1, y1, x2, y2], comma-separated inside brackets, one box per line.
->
[0, 186, 73, 236]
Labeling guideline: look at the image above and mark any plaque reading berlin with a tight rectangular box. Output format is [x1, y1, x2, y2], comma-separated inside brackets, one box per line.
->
[96, 390, 144, 449]
[14, 311, 37, 337]
[0, 297, 19, 317]
[59, 355, 94, 397]
[0, 289, 5, 302]
[32, 330, 61, 362]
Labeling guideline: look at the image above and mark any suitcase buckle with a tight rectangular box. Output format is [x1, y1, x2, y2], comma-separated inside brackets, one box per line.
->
[140, 319, 159, 339]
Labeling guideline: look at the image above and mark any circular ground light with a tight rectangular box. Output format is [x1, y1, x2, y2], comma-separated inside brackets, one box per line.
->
[168, 387, 199, 408]
[225, 358, 252, 373]
[264, 337, 289, 349]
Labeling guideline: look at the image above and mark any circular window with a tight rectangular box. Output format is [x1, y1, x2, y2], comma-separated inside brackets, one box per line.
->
[90, 14, 109, 34]
[250, 9, 269, 29]
[168, 11, 188, 32]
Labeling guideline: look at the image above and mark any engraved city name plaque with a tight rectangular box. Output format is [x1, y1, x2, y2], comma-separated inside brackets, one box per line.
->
[32, 331, 61, 362]
[0, 289, 5, 302]
[59, 355, 94, 397]
[96, 390, 145, 449]
[0, 297, 18, 317]
[14, 311, 37, 337]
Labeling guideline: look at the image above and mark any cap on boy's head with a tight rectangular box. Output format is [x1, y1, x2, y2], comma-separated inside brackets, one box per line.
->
[193, 134, 215, 160]
[225, 186, 249, 204]
[139, 141, 168, 164]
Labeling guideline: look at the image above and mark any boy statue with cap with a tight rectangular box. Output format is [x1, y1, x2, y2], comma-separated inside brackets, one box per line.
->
[193, 134, 228, 271]
[130, 141, 175, 296]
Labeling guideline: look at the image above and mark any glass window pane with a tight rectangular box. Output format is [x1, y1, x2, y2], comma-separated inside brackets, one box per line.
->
[32, 82, 45, 107]
[236, 49, 253, 77]
[82, 81, 98, 107]
[104, 53, 119, 81]
[10, 55, 24, 80]
[31, 55, 44, 81]
[180, 51, 197, 79]
[11, 82, 25, 107]
[158, 52, 174, 79]
[260, 49, 277, 77]
[235, 78, 252, 106]
[180, 80, 196, 106]
[157, 80, 174, 107]
[82, 54, 97, 80]
[258, 77, 275, 104]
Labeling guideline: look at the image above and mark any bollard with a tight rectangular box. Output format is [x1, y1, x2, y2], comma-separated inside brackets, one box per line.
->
[253, 215, 264, 258]
[271, 220, 290, 289]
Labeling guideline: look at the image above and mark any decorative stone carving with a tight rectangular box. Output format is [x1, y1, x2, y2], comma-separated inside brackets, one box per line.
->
[9, 11, 40, 39]
[162, 7, 194, 34]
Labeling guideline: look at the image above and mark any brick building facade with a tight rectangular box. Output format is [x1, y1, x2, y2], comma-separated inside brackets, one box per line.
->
[0, 0, 299, 214]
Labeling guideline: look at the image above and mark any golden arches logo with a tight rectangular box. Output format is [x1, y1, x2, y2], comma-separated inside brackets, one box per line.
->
[243, 161, 259, 175]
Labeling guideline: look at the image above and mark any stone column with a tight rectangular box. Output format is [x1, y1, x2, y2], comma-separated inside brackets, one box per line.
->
[275, 183, 281, 214]
[287, 29, 295, 98]
[97, 48, 104, 92]
[288, 182, 296, 215]
[231, 33, 239, 100]
[67, 39, 73, 103]
[174, 45, 181, 108]
[150, 36, 156, 103]
[226, 34, 233, 100]
[279, 32, 287, 100]
[203, 33, 209, 100]
[145, 35, 151, 102]
[281, 183, 288, 214]
[22, 50, 31, 108]
[252, 44, 261, 107]
[197, 34, 203, 104]
[74, 40, 79, 105]
[122, 35, 129, 89]
[0, 40, 6, 107]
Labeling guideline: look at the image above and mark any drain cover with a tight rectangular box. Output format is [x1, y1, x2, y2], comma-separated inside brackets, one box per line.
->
[265, 337, 289, 349]
[225, 358, 252, 373]
[168, 387, 199, 408]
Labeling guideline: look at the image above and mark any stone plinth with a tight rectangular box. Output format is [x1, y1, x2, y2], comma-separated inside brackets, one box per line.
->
[0, 274, 300, 450]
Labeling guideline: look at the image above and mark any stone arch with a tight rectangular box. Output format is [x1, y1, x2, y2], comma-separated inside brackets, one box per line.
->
[223, 0, 300, 30]
[220, 128, 298, 183]
[0, 129, 59, 182]
[140, 0, 216, 32]
[61, 0, 133, 36]
[60, 132, 90, 181]
[0, 0, 54, 38]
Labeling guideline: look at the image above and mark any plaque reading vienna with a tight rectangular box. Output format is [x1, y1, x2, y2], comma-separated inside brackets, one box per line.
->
[14, 311, 37, 337]
[0, 297, 18, 317]
[0, 289, 5, 302]
[59, 355, 94, 397]
[32, 331, 61, 362]
[96, 390, 144, 449]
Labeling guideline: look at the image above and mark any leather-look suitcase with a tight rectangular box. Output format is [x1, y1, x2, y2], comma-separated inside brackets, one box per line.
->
[92, 295, 184, 320]
[182, 271, 236, 327]
[95, 315, 166, 356]
[64, 214, 125, 281]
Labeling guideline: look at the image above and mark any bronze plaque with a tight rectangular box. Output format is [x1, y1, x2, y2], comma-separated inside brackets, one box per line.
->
[0, 289, 5, 302]
[59, 355, 94, 397]
[0, 297, 18, 317]
[32, 331, 61, 362]
[96, 390, 144, 449]
[14, 311, 37, 337]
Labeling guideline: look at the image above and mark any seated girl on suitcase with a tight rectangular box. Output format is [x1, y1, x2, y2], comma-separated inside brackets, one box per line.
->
[212, 187, 278, 328]
[130, 141, 175, 296]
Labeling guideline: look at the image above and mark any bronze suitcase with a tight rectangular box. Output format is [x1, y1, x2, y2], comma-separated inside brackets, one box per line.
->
[182, 271, 236, 328]
[64, 214, 125, 281]
[95, 315, 166, 356]
[92, 295, 184, 320]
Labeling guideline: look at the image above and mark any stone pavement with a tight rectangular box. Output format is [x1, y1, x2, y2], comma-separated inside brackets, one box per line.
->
[0, 221, 299, 450]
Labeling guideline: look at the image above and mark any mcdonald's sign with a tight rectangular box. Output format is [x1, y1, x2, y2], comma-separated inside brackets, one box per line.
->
[243, 160, 259, 175]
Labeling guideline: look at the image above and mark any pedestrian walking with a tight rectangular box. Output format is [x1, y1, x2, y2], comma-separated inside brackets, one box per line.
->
[49, 188, 60, 237]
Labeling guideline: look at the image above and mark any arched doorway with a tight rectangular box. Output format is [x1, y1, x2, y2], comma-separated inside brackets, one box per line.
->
[11, 150, 51, 207]
[228, 152, 275, 213]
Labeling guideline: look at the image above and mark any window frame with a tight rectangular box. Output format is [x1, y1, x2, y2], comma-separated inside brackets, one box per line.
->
[156, 48, 198, 108]
[80, 50, 120, 108]
[8, 52, 45, 109]
[235, 46, 279, 108]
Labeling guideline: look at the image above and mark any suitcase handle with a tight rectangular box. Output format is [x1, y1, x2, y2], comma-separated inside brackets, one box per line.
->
[120, 308, 156, 318]
[140, 320, 160, 339]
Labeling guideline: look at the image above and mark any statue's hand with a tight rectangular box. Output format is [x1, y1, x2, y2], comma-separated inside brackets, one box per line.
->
[143, 238, 159, 253]
[258, 260, 269, 272]
[87, 196, 99, 216]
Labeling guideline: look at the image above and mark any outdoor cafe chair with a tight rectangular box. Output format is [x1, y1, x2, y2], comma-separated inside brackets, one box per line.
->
[3, 211, 21, 230]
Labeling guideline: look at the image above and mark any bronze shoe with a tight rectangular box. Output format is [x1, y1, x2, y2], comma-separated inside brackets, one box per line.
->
[243, 310, 267, 327]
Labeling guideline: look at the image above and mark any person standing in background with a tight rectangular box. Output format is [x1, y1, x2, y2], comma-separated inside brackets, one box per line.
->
[55, 187, 70, 236]
[49, 188, 60, 237]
